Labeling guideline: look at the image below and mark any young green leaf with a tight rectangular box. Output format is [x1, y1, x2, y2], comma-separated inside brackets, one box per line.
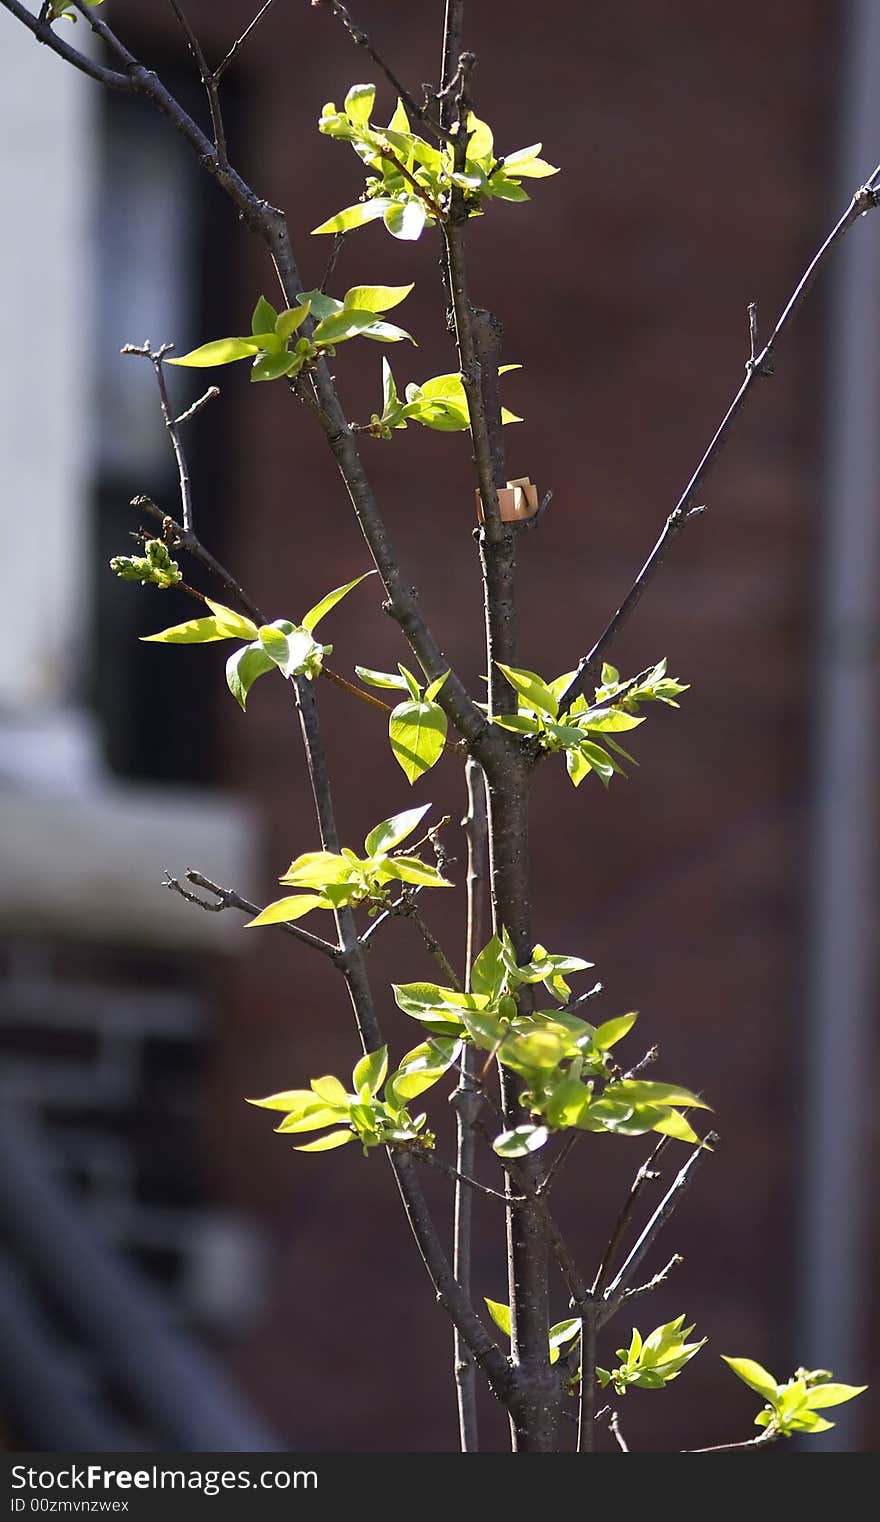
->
[342, 283, 414, 313]
[493, 1124, 549, 1158]
[251, 295, 278, 335]
[226, 642, 275, 711]
[355, 665, 411, 691]
[312, 199, 393, 235]
[383, 199, 428, 240]
[275, 301, 312, 340]
[352, 1046, 388, 1100]
[496, 663, 559, 718]
[389, 700, 448, 783]
[141, 616, 237, 646]
[245, 894, 331, 927]
[301, 571, 375, 633]
[168, 336, 262, 368]
[293, 1129, 355, 1152]
[484, 1298, 512, 1338]
[720, 1356, 779, 1402]
[364, 803, 431, 858]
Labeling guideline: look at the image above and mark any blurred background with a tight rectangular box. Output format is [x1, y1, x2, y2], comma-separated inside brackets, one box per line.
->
[1, 0, 878, 1454]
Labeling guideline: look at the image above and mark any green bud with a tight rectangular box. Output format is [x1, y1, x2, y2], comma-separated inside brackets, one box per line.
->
[109, 538, 181, 588]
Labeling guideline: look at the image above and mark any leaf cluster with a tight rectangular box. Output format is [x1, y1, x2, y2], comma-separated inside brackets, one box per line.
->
[313, 88, 558, 241]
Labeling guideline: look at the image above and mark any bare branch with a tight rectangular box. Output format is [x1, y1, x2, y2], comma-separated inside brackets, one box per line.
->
[0, 0, 132, 89]
[122, 343, 199, 533]
[166, 0, 227, 167]
[214, 0, 280, 84]
[131, 496, 266, 625]
[590, 1135, 670, 1295]
[163, 870, 339, 957]
[684, 1427, 781, 1454]
[608, 1408, 629, 1452]
[313, 0, 452, 143]
[561, 168, 880, 710]
[454, 756, 488, 1451]
[620, 1252, 683, 1302]
[402, 1144, 515, 1204]
[600, 1138, 716, 1322]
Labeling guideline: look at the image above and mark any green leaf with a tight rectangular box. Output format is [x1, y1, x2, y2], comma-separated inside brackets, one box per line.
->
[378, 856, 451, 888]
[501, 144, 560, 178]
[245, 894, 331, 927]
[650, 1108, 701, 1145]
[258, 624, 324, 679]
[397, 664, 422, 701]
[721, 1356, 779, 1402]
[355, 665, 410, 691]
[295, 289, 344, 322]
[389, 700, 448, 783]
[384, 199, 428, 240]
[294, 1129, 355, 1152]
[611, 1079, 711, 1111]
[203, 600, 260, 638]
[275, 301, 312, 340]
[484, 1298, 512, 1338]
[311, 1074, 351, 1107]
[251, 295, 278, 335]
[578, 708, 645, 733]
[389, 1038, 460, 1101]
[226, 641, 275, 711]
[425, 671, 450, 703]
[496, 663, 559, 718]
[594, 1013, 638, 1050]
[345, 83, 375, 125]
[470, 936, 505, 999]
[343, 283, 414, 313]
[493, 1125, 549, 1158]
[804, 1382, 867, 1409]
[465, 112, 494, 166]
[301, 571, 374, 633]
[352, 1046, 388, 1099]
[276, 1104, 349, 1133]
[364, 803, 431, 858]
[312, 309, 386, 345]
[168, 337, 262, 367]
[549, 1319, 582, 1354]
[141, 616, 235, 646]
[245, 1089, 318, 1113]
[311, 199, 393, 235]
[250, 348, 298, 383]
[382, 356, 398, 413]
[280, 850, 353, 888]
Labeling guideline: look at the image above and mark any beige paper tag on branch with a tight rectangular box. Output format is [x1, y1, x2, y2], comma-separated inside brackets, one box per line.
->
[475, 477, 539, 524]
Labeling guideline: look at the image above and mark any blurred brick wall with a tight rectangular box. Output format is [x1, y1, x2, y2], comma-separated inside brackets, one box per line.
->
[122, 0, 872, 1450]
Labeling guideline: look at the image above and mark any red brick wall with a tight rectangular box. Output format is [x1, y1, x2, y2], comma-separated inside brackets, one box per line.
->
[122, 0, 869, 1451]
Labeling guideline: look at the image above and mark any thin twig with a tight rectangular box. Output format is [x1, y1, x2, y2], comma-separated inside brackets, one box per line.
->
[174, 384, 220, 425]
[314, 0, 452, 143]
[608, 1409, 629, 1452]
[163, 870, 339, 957]
[131, 496, 266, 625]
[620, 1253, 683, 1301]
[214, 0, 280, 83]
[600, 1138, 716, 1323]
[3, 0, 132, 89]
[560, 169, 880, 710]
[122, 343, 197, 533]
[167, 0, 227, 166]
[453, 755, 488, 1452]
[403, 1145, 515, 1204]
[684, 1427, 781, 1454]
[591, 1136, 671, 1295]
[319, 232, 347, 293]
[577, 1307, 597, 1452]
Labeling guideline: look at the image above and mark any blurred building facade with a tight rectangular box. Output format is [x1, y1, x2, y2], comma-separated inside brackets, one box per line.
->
[1, 0, 878, 1453]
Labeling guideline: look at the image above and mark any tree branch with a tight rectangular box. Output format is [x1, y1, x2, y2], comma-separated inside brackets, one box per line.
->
[560, 168, 880, 710]
[1, 0, 133, 89]
[314, 0, 452, 143]
[590, 1135, 670, 1295]
[684, 1427, 781, 1454]
[166, 0, 227, 167]
[163, 869, 339, 957]
[599, 1138, 715, 1324]
[122, 342, 206, 533]
[214, 0, 280, 84]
